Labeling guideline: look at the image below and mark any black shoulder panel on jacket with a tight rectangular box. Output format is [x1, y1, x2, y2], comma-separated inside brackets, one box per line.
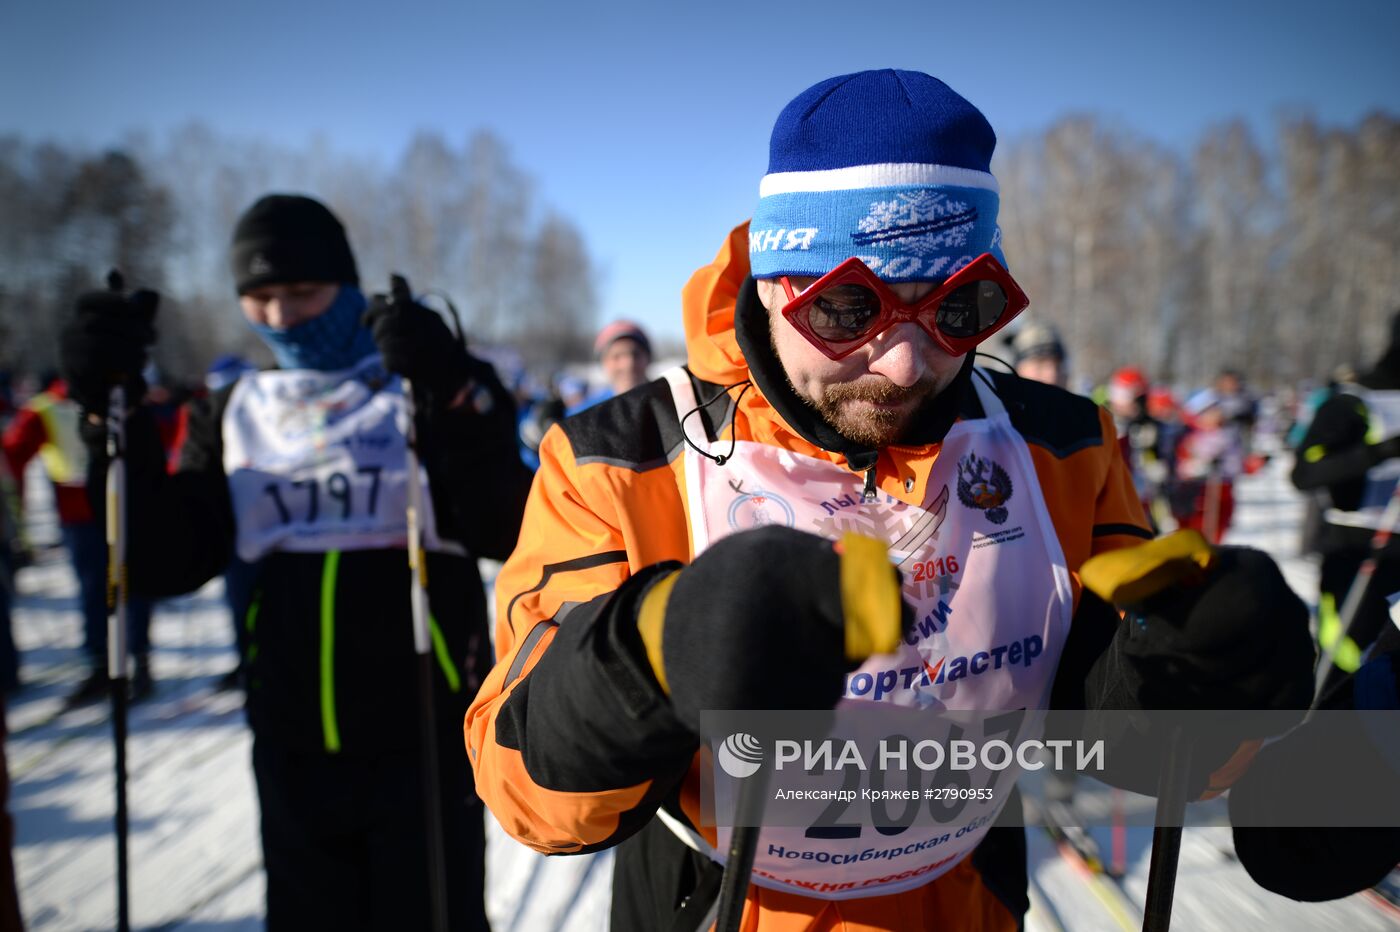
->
[985, 369, 1105, 459]
[561, 370, 724, 472]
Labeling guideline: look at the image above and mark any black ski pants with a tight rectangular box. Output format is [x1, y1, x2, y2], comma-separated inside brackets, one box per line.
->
[252, 734, 489, 931]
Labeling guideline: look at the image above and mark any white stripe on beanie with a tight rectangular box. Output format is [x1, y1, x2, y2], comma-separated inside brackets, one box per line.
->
[759, 162, 999, 198]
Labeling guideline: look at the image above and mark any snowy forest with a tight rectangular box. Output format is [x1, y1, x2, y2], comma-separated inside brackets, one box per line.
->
[1, 111, 1398, 388]
[999, 112, 1400, 386]
[0, 127, 599, 383]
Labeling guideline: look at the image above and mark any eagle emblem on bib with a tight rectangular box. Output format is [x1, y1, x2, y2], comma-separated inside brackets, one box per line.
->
[956, 452, 1013, 525]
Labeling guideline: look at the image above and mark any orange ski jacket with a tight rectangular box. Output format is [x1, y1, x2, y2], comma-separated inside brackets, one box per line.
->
[467, 223, 1155, 931]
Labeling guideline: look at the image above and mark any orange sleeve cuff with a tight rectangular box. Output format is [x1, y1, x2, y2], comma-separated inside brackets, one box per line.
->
[1200, 739, 1263, 799]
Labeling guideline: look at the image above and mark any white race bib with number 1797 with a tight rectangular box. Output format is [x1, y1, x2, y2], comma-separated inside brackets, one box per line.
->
[222, 354, 462, 562]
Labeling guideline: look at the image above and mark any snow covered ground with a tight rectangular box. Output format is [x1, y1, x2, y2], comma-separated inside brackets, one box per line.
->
[4, 455, 1397, 930]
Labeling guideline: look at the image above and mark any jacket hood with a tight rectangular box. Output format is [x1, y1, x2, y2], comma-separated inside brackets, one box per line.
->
[681, 221, 753, 386]
[680, 221, 831, 463]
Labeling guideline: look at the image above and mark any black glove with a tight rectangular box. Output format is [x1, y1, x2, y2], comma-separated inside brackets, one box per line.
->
[634, 525, 908, 732]
[1078, 545, 1317, 795]
[1230, 627, 1400, 901]
[58, 271, 158, 415]
[1115, 546, 1315, 712]
[519, 397, 566, 453]
[363, 274, 470, 405]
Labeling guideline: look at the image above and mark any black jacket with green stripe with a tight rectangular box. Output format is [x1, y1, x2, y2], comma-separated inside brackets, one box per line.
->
[1292, 374, 1400, 557]
[99, 370, 531, 755]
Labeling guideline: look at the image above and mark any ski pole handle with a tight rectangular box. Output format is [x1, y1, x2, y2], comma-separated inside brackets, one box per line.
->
[105, 385, 129, 680]
[402, 369, 431, 659]
[104, 382, 132, 932]
[712, 533, 901, 932]
[1080, 530, 1215, 932]
[388, 271, 433, 657]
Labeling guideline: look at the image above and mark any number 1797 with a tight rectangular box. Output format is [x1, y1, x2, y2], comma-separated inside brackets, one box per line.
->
[263, 466, 383, 525]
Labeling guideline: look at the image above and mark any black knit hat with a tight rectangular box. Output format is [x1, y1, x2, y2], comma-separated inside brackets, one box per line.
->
[229, 194, 359, 294]
[1008, 319, 1065, 365]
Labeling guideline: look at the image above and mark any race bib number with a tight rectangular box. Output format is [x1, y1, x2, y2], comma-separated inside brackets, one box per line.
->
[222, 356, 461, 561]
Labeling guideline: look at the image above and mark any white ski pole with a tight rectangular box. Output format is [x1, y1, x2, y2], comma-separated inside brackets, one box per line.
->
[1313, 481, 1400, 703]
[392, 274, 450, 932]
[105, 382, 132, 932]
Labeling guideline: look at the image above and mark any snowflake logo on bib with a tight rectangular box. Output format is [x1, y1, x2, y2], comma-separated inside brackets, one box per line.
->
[956, 452, 1013, 525]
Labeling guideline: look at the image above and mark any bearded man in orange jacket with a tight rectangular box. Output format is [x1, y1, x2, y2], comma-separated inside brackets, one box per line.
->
[467, 70, 1315, 930]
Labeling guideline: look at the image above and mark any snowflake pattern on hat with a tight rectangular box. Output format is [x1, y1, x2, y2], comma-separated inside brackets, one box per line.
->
[751, 69, 1005, 282]
[853, 191, 977, 257]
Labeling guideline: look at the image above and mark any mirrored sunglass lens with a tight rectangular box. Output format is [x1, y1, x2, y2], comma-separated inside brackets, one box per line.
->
[806, 284, 881, 343]
[937, 280, 1007, 339]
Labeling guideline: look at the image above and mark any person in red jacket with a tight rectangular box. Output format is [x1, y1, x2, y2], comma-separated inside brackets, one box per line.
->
[2, 373, 154, 701]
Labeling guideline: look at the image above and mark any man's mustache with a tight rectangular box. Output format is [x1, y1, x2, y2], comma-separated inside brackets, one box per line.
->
[822, 376, 938, 407]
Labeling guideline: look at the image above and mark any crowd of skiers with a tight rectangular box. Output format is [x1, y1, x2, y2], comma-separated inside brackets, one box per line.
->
[0, 67, 1395, 932]
[1005, 320, 1268, 544]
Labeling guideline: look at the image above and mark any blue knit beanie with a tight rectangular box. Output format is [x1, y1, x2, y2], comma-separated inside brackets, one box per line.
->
[750, 69, 1004, 283]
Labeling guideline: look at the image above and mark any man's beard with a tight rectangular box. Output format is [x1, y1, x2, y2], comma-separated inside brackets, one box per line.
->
[804, 376, 940, 447]
[766, 314, 946, 447]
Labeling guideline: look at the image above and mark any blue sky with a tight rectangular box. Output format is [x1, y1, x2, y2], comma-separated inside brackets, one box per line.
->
[4, 0, 1399, 344]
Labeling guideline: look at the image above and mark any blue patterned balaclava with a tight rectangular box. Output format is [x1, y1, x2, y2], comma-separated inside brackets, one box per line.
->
[749, 69, 1005, 283]
[249, 285, 377, 372]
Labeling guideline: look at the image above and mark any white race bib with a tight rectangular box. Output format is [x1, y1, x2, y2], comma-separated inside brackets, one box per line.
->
[666, 368, 1074, 899]
[222, 355, 464, 562]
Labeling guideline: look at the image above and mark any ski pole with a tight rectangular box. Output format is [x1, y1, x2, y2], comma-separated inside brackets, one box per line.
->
[715, 768, 770, 932]
[1313, 480, 1400, 703]
[1202, 465, 1223, 545]
[1080, 530, 1219, 932]
[1142, 725, 1190, 932]
[1111, 788, 1127, 879]
[713, 534, 902, 932]
[392, 274, 450, 932]
[105, 381, 132, 932]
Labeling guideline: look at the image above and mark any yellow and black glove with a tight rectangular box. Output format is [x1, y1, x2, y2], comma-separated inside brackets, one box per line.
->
[635, 525, 907, 733]
[1082, 531, 1314, 714]
[1071, 531, 1316, 796]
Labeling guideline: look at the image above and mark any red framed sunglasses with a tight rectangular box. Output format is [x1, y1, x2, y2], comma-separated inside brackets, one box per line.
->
[779, 253, 1029, 361]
